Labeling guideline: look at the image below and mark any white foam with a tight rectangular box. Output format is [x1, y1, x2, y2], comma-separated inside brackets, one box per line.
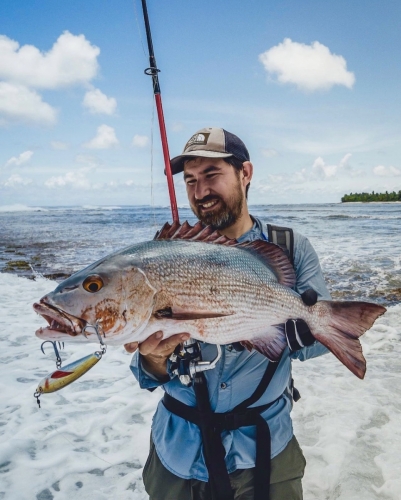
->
[0, 204, 48, 212]
[0, 273, 400, 499]
[81, 205, 123, 210]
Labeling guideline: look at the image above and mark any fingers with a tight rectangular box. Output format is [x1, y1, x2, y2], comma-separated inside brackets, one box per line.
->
[138, 331, 164, 356]
[124, 332, 192, 357]
[139, 331, 190, 357]
[124, 342, 138, 353]
[157, 333, 190, 352]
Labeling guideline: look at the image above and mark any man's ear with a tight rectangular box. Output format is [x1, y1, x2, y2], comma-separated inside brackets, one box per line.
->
[242, 161, 253, 187]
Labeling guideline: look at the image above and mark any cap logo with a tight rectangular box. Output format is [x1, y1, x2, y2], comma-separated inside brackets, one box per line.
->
[185, 132, 210, 150]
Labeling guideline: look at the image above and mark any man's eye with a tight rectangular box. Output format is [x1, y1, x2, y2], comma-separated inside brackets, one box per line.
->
[186, 179, 195, 185]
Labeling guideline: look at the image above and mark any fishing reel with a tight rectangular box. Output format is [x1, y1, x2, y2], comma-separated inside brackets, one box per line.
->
[169, 338, 222, 386]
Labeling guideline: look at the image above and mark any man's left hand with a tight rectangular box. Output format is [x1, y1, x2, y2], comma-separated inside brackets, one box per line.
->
[285, 319, 315, 351]
[285, 288, 318, 351]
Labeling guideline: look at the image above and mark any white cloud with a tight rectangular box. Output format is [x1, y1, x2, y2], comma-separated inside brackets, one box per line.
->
[261, 148, 278, 158]
[75, 154, 99, 170]
[2, 174, 32, 186]
[311, 153, 353, 180]
[0, 82, 57, 124]
[82, 88, 117, 115]
[373, 165, 401, 177]
[51, 141, 69, 150]
[259, 38, 355, 91]
[43, 172, 146, 192]
[0, 32, 99, 89]
[339, 153, 352, 169]
[288, 153, 354, 184]
[312, 156, 338, 179]
[132, 134, 149, 148]
[44, 171, 91, 189]
[5, 150, 33, 167]
[83, 125, 119, 149]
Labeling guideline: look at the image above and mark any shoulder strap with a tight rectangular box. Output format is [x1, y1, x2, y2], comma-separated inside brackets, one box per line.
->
[266, 224, 294, 267]
[233, 356, 281, 411]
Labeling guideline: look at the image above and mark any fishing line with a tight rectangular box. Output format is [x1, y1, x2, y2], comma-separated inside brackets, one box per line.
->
[150, 100, 156, 228]
[132, 0, 147, 57]
[133, 0, 159, 229]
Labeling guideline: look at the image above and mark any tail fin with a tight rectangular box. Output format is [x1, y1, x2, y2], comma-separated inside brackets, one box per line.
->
[312, 301, 386, 379]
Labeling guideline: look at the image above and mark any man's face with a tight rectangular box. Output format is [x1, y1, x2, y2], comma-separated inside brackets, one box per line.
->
[183, 157, 246, 230]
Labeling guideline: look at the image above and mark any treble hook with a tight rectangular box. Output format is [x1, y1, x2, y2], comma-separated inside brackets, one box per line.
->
[40, 340, 64, 369]
[82, 321, 105, 345]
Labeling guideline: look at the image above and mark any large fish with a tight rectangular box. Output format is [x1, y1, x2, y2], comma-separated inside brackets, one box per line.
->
[33, 221, 386, 379]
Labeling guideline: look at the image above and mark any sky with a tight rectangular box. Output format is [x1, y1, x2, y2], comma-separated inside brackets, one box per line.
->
[0, 0, 401, 207]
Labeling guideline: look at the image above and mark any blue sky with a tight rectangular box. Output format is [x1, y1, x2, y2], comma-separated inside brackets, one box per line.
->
[1, 0, 400, 207]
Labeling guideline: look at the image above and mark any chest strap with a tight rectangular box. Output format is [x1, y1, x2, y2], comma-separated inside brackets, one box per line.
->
[162, 358, 281, 500]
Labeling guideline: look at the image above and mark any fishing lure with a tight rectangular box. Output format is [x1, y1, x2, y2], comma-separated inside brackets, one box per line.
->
[34, 323, 106, 408]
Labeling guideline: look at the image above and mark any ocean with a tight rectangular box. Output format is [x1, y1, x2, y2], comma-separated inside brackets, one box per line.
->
[1, 202, 400, 304]
[0, 203, 400, 499]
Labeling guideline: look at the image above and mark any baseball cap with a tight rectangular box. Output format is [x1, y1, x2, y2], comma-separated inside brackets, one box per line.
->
[170, 127, 250, 175]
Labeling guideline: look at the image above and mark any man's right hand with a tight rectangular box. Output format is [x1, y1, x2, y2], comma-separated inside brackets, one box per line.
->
[124, 331, 190, 378]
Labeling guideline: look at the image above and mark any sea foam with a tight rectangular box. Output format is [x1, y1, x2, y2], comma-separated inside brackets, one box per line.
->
[0, 272, 400, 499]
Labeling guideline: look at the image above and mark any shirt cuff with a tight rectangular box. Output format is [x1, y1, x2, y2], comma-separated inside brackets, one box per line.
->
[130, 351, 170, 389]
[290, 340, 329, 361]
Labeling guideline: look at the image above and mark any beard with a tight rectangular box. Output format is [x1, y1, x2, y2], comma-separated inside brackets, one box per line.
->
[190, 178, 244, 230]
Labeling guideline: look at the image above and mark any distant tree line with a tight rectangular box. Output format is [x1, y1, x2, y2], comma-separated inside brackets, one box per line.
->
[341, 190, 401, 202]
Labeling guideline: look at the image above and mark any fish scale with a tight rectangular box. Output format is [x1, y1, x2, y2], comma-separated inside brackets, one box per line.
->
[126, 240, 313, 345]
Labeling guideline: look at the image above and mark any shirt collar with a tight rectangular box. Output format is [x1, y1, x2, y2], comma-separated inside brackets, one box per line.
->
[236, 216, 268, 243]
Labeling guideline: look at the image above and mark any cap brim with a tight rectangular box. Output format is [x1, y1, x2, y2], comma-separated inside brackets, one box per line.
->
[170, 151, 233, 175]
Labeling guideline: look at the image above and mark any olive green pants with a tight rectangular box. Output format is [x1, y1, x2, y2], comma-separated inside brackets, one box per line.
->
[143, 435, 306, 500]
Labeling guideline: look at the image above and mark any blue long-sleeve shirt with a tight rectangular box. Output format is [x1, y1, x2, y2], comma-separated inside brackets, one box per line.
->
[130, 217, 330, 481]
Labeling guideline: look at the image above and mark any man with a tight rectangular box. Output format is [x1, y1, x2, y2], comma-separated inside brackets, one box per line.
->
[125, 127, 330, 500]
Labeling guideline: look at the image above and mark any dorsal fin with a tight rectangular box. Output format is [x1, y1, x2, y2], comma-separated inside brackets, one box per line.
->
[236, 240, 296, 287]
[155, 220, 233, 243]
[154, 221, 295, 287]
[156, 220, 181, 239]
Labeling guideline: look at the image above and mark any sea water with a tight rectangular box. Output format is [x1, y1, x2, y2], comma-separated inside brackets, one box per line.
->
[0, 203, 400, 499]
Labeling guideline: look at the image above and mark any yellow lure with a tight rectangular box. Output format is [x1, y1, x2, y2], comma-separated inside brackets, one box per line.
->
[36, 352, 102, 394]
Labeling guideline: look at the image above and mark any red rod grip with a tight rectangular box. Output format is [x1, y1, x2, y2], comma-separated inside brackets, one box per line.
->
[154, 93, 179, 222]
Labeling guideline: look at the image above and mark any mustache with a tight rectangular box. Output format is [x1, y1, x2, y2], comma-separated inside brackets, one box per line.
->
[195, 195, 221, 207]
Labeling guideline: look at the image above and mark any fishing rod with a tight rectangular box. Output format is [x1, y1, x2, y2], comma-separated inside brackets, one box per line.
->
[139, 2, 223, 386]
[140, 0, 179, 223]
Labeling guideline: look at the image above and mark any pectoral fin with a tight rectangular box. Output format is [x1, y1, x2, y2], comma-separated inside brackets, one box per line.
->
[241, 324, 287, 361]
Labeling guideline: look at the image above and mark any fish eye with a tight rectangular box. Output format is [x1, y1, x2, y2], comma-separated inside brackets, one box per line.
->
[82, 275, 104, 293]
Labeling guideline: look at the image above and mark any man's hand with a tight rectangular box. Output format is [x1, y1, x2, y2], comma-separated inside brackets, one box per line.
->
[285, 319, 315, 351]
[124, 331, 190, 378]
[285, 288, 318, 352]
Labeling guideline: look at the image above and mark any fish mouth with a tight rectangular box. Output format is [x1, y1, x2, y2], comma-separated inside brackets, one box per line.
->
[33, 301, 86, 338]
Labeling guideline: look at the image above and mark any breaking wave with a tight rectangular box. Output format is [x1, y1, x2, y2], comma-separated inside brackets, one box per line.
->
[0, 204, 48, 212]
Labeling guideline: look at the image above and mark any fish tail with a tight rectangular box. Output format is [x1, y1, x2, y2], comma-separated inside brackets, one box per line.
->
[311, 301, 386, 379]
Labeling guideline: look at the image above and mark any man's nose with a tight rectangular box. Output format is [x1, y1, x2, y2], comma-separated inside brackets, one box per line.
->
[194, 181, 210, 200]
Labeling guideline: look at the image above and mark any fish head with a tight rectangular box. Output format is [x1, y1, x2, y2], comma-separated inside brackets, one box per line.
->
[33, 255, 157, 345]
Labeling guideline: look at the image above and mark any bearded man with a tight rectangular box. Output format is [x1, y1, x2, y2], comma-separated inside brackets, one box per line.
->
[125, 127, 330, 500]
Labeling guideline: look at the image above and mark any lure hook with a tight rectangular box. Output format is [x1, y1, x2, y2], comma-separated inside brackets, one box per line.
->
[82, 321, 105, 345]
[40, 340, 64, 369]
